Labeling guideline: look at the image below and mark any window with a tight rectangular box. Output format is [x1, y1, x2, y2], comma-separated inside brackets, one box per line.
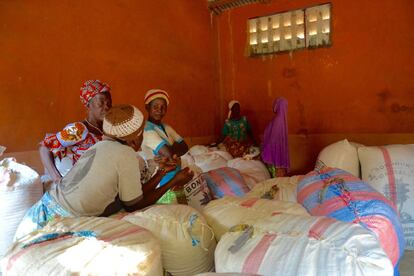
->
[248, 3, 332, 56]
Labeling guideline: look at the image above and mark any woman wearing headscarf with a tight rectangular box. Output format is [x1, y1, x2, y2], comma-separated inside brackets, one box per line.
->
[261, 97, 290, 177]
[39, 80, 112, 183]
[15, 104, 194, 239]
[141, 89, 189, 187]
[221, 100, 256, 157]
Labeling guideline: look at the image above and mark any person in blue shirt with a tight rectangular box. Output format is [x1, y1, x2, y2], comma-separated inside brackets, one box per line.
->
[141, 89, 189, 192]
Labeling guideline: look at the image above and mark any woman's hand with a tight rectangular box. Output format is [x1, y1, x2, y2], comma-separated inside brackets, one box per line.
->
[155, 155, 177, 174]
[155, 154, 181, 173]
[171, 154, 181, 167]
[174, 167, 194, 186]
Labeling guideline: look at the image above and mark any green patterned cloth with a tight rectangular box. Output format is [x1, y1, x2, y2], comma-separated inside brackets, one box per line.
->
[156, 189, 187, 205]
[222, 116, 251, 142]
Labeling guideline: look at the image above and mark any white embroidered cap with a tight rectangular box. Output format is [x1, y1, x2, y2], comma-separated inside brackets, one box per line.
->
[103, 104, 144, 141]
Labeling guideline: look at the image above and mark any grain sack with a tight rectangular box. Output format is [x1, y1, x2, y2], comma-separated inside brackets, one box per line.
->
[193, 152, 228, 172]
[203, 167, 250, 199]
[227, 158, 270, 189]
[358, 144, 414, 250]
[315, 139, 361, 177]
[212, 150, 234, 161]
[181, 152, 196, 167]
[184, 174, 213, 212]
[244, 175, 302, 202]
[189, 145, 210, 156]
[297, 167, 405, 271]
[0, 158, 42, 262]
[215, 214, 393, 276]
[203, 196, 308, 240]
[196, 273, 256, 276]
[181, 151, 204, 175]
[123, 204, 216, 276]
[1, 216, 162, 276]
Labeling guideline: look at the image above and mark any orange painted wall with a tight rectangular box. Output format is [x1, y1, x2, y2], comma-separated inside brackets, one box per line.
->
[0, 1, 219, 152]
[2, 0, 414, 154]
[215, 0, 414, 138]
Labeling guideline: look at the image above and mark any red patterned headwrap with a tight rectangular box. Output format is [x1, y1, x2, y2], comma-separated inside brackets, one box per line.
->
[79, 80, 111, 107]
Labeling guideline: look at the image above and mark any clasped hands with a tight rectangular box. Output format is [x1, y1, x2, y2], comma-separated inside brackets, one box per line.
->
[154, 155, 194, 184]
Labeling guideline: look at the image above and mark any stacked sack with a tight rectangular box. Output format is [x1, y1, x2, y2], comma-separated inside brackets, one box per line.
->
[358, 144, 414, 250]
[203, 196, 309, 240]
[182, 174, 213, 212]
[0, 158, 42, 262]
[297, 167, 405, 273]
[123, 204, 216, 276]
[203, 167, 251, 199]
[227, 158, 270, 189]
[244, 175, 302, 203]
[315, 139, 361, 177]
[1, 217, 162, 275]
[188, 145, 232, 173]
[215, 214, 393, 275]
[195, 272, 257, 276]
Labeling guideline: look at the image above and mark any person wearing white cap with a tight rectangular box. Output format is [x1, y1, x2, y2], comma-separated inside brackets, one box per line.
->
[15, 104, 193, 239]
[141, 89, 189, 188]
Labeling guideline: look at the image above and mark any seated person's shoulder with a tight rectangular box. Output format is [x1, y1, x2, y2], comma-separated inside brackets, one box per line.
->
[143, 120, 156, 132]
[165, 124, 184, 142]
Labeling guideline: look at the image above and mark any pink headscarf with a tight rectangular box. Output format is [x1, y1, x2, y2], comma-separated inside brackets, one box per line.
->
[261, 97, 290, 170]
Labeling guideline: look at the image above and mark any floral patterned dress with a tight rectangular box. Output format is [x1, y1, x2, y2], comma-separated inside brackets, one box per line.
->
[41, 122, 102, 176]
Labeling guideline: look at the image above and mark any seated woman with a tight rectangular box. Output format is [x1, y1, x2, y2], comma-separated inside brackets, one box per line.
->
[141, 89, 189, 188]
[39, 80, 112, 184]
[15, 104, 194, 239]
[221, 100, 256, 157]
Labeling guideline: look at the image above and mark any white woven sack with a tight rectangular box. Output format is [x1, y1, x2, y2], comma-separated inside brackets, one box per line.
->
[244, 175, 302, 202]
[189, 145, 210, 156]
[358, 144, 414, 250]
[196, 273, 257, 276]
[123, 204, 216, 276]
[0, 158, 42, 262]
[1, 216, 162, 276]
[212, 150, 234, 161]
[203, 196, 309, 240]
[181, 152, 196, 167]
[215, 214, 393, 276]
[227, 158, 270, 189]
[315, 139, 360, 177]
[193, 152, 228, 172]
[184, 174, 212, 212]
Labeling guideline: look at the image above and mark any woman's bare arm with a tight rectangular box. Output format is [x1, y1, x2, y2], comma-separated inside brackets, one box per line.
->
[39, 145, 62, 182]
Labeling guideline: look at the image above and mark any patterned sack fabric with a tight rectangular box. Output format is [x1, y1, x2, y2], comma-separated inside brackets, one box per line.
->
[297, 167, 405, 274]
